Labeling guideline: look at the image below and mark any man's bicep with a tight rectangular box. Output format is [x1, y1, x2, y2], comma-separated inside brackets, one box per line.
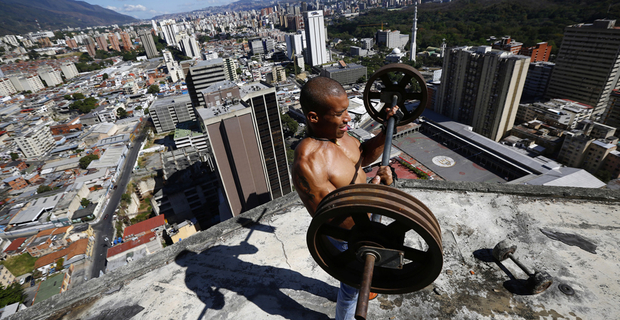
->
[293, 164, 335, 215]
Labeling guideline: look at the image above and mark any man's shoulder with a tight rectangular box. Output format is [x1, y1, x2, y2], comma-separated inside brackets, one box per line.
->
[295, 137, 322, 157]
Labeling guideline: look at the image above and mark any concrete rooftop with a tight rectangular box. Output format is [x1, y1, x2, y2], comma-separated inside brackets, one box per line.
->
[11, 180, 620, 320]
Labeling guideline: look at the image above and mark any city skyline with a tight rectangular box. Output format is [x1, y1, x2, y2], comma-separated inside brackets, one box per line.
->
[83, 0, 238, 20]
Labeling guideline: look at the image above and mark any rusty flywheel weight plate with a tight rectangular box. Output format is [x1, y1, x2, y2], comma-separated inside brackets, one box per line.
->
[307, 184, 443, 294]
[363, 63, 428, 126]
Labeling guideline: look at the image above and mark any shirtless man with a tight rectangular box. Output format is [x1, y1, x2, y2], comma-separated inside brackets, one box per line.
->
[292, 77, 397, 320]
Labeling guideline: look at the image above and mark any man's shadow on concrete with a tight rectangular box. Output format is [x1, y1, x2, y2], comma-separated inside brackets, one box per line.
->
[175, 216, 336, 319]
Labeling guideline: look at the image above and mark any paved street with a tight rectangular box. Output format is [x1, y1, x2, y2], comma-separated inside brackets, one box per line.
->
[89, 130, 146, 279]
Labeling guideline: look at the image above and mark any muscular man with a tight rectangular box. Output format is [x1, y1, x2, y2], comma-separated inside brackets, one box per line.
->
[292, 77, 397, 320]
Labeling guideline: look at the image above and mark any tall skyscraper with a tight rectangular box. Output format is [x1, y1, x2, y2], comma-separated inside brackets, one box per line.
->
[304, 10, 328, 66]
[546, 19, 620, 119]
[185, 59, 228, 108]
[179, 34, 201, 59]
[139, 30, 159, 59]
[108, 34, 121, 52]
[159, 20, 179, 47]
[240, 82, 292, 199]
[95, 34, 108, 51]
[285, 33, 303, 59]
[120, 32, 133, 51]
[197, 102, 271, 217]
[223, 57, 239, 82]
[436, 46, 530, 141]
[85, 37, 97, 57]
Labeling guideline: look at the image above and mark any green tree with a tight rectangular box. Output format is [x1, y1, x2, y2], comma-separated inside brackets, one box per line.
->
[147, 84, 160, 94]
[103, 73, 109, 80]
[117, 108, 128, 119]
[281, 113, 299, 136]
[9, 153, 18, 161]
[0, 283, 25, 308]
[79, 154, 99, 169]
[73, 92, 85, 100]
[63, 94, 72, 100]
[55, 258, 64, 271]
[121, 193, 131, 203]
[80, 198, 90, 207]
[27, 50, 40, 60]
[37, 185, 53, 194]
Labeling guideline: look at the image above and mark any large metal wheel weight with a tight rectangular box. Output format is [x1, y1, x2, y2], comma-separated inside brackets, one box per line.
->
[362, 63, 428, 126]
[306, 184, 443, 294]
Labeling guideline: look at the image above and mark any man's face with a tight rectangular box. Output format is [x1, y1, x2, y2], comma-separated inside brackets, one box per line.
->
[314, 93, 351, 139]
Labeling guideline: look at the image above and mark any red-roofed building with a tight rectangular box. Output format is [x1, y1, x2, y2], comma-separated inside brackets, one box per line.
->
[122, 215, 165, 240]
[4, 237, 28, 255]
[106, 231, 163, 272]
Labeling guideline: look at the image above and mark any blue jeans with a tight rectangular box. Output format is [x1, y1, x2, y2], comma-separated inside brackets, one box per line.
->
[328, 237, 358, 320]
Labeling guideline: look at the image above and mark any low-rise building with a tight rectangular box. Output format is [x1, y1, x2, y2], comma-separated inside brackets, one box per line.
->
[0, 265, 16, 287]
[319, 61, 367, 85]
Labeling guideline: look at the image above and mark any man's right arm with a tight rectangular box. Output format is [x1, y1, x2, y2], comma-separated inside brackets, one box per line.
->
[292, 158, 336, 216]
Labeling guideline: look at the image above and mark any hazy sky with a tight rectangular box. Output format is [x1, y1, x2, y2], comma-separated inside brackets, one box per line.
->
[82, 0, 236, 20]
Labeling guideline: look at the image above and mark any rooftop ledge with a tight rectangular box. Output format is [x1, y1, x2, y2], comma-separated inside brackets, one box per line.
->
[13, 180, 620, 320]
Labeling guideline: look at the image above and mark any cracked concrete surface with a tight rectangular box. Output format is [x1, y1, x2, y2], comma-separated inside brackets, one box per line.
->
[11, 180, 620, 320]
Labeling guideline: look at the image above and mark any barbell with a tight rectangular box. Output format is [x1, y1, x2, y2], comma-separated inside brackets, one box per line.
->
[306, 64, 442, 320]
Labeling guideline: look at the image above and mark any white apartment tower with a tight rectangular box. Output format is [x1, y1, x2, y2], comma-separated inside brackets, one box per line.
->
[159, 20, 179, 47]
[38, 66, 63, 87]
[545, 19, 620, 119]
[179, 34, 201, 59]
[15, 125, 55, 158]
[410, 4, 418, 62]
[304, 10, 329, 66]
[0, 78, 17, 96]
[285, 33, 303, 60]
[60, 62, 79, 80]
[437, 46, 530, 141]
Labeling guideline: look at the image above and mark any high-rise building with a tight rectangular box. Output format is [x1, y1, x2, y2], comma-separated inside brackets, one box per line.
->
[546, 20, 620, 119]
[522, 61, 555, 99]
[186, 59, 228, 108]
[60, 62, 79, 80]
[65, 37, 78, 49]
[150, 95, 196, 133]
[240, 82, 292, 200]
[85, 37, 97, 57]
[304, 10, 329, 66]
[95, 34, 108, 51]
[223, 57, 239, 82]
[120, 32, 133, 51]
[108, 34, 121, 52]
[37, 66, 63, 87]
[376, 30, 409, 50]
[15, 125, 55, 158]
[285, 33, 303, 59]
[197, 102, 271, 217]
[249, 38, 264, 55]
[159, 20, 179, 47]
[0, 78, 17, 96]
[139, 30, 159, 59]
[436, 46, 530, 141]
[179, 34, 201, 59]
[519, 42, 552, 62]
[603, 89, 620, 129]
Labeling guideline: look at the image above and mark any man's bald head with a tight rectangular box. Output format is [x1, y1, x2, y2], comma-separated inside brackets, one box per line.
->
[300, 77, 346, 116]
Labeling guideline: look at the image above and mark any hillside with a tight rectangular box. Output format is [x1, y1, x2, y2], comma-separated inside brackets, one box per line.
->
[0, 0, 137, 36]
[329, 0, 620, 55]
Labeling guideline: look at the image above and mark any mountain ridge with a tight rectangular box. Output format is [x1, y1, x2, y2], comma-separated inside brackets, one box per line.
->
[0, 0, 137, 36]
